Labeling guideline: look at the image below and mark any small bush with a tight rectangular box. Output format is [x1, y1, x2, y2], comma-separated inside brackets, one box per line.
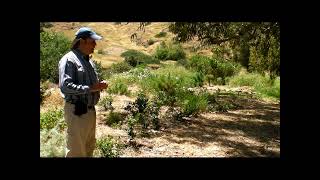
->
[178, 91, 208, 117]
[141, 65, 196, 105]
[121, 49, 159, 67]
[192, 72, 205, 87]
[98, 95, 114, 111]
[107, 81, 129, 95]
[104, 111, 124, 126]
[92, 60, 106, 80]
[228, 71, 280, 100]
[110, 61, 133, 73]
[126, 115, 137, 139]
[188, 55, 240, 85]
[40, 108, 65, 130]
[154, 42, 186, 61]
[155, 31, 167, 38]
[40, 128, 66, 157]
[95, 136, 121, 157]
[40, 31, 71, 83]
[128, 66, 152, 82]
[146, 101, 161, 130]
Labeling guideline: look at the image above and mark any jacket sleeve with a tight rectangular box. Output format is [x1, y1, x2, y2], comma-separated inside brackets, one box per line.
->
[59, 58, 90, 95]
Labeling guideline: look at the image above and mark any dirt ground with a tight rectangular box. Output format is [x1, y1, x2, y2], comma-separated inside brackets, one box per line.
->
[95, 86, 280, 157]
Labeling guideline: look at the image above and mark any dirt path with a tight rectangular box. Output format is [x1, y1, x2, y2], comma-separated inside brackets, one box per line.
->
[95, 88, 280, 157]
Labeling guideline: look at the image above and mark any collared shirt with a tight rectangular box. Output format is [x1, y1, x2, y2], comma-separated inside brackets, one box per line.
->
[58, 49, 100, 106]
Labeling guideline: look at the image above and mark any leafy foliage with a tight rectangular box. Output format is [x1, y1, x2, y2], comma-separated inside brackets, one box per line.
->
[40, 31, 71, 83]
[188, 55, 240, 85]
[168, 22, 280, 77]
[40, 108, 65, 130]
[92, 60, 106, 80]
[121, 49, 159, 67]
[107, 81, 129, 95]
[40, 128, 66, 157]
[154, 41, 186, 61]
[110, 61, 133, 74]
[95, 136, 121, 157]
[228, 71, 280, 100]
[98, 95, 114, 111]
[104, 111, 124, 126]
[178, 91, 208, 117]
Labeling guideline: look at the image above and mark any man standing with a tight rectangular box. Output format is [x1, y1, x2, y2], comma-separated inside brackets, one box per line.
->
[58, 27, 107, 157]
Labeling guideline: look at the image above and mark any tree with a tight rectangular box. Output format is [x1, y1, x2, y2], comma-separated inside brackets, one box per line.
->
[40, 31, 71, 83]
[131, 22, 279, 79]
[167, 22, 280, 79]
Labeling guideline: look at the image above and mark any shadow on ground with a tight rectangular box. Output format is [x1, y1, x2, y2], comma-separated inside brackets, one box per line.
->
[141, 97, 280, 157]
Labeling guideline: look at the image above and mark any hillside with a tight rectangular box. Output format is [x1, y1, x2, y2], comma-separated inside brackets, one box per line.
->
[40, 22, 280, 157]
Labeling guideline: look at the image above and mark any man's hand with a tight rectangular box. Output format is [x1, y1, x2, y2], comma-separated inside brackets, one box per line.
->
[99, 80, 108, 90]
[90, 81, 108, 92]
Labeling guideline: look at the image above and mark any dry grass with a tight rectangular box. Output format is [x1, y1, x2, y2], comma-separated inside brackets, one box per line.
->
[49, 22, 174, 68]
[40, 83, 64, 113]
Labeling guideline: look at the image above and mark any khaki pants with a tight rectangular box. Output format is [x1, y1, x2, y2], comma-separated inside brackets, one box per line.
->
[64, 102, 96, 157]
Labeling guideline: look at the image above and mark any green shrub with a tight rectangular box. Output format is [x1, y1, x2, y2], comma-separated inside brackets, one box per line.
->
[40, 31, 71, 83]
[104, 111, 124, 126]
[178, 91, 208, 117]
[188, 55, 211, 74]
[98, 95, 114, 111]
[228, 71, 280, 100]
[40, 108, 65, 130]
[110, 61, 133, 74]
[107, 81, 129, 95]
[154, 42, 186, 61]
[92, 60, 106, 80]
[40, 128, 66, 157]
[167, 43, 186, 60]
[128, 66, 152, 82]
[155, 31, 167, 38]
[121, 49, 159, 67]
[146, 101, 160, 130]
[141, 65, 196, 97]
[126, 115, 137, 139]
[95, 136, 121, 157]
[192, 72, 205, 87]
[188, 55, 240, 85]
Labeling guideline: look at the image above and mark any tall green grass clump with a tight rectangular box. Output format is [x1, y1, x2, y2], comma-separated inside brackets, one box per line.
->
[177, 91, 208, 117]
[228, 71, 280, 100]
